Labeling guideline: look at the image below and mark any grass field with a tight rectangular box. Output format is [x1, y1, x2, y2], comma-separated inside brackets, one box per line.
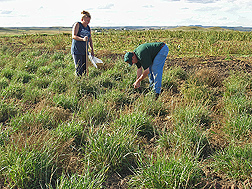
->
[1, 27, 252, 188]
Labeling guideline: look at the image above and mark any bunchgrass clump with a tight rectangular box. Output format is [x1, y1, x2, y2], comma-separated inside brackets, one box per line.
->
[55, 120, 87, 146]
[225, 113, 252, 141]
[170, 103, 211, 157]
[0, 101, 18, 122]
[13, 70, 34, 84]
[0, 130, 69, 188]
[78, 98, 113, 126]
[85, 124, 137, 173]
[223, 72, 252, 141]
[22, 85, 43, 104]
[0, 124, 12, 145]
[0, 77, 9, 89]
[49, 79, 68, 93]
[162, 66, 187, 91]
[212, 144, 252, 180]
[1, 83, 26, 100]
[113, 111, 154, 140]
[130, 152, 204, 189]
[1, 67, 15, 80]
[10, 107, 71, 131]
[31, 76, 51, 89]
[55, 170, 106, 189]
[53, 93, 79, 112]
[181, 75, 213, 104]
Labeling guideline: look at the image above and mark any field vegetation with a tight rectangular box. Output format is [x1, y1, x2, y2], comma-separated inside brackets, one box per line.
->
[1, 27, 252, 188]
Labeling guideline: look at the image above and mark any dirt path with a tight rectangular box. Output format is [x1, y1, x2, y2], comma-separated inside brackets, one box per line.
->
[167, 56, 252, 77]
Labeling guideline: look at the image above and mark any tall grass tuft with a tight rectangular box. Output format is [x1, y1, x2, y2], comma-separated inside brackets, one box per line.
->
[133, 92, 168, 117]
[113, 111, 154, 140]
[223, 72, 252, 141]
[13, 70, 34, 84]
[53, 93, 79, 112]
[0, 124, 12, 145]
[1, 67, 15, 80]
[55, 120, 87, 147]
[0, 130, 70, 188]
[78, 98, 112, 125]
[226, 114, 252, 141]
[130, 152, 204, 189]
[0, 101, 18, 122]
[181, 75, 213, 104]
[169, 103, 211, 157]
[1, 83, 26, 100]
[76, 79, 99, 98]
[162, 66, 187, 92]
[85, 124, 137, 173]
[0, 77, 9, 89]
[55, 170, 106, 189]
[212, 144, 252, 180]
[10, 107, 71, 130]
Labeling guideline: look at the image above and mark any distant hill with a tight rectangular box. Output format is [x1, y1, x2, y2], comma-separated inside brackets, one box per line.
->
[0, 27, 16, 32]
[1, 26, 251, 35]
[168, 26, 230, 31]
[0, 27, 72, 35]
[94, 25, 252, 31]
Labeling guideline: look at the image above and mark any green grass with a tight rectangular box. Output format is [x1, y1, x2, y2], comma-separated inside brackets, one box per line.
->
[223, 72, 252, 142]
[0, 130, 68, 188]
[0, 101, 18, 123]
[55, 170, 106, 189]
[212, 144, 252, 180]
[130, 152, 203, 189]
[0, 29, 252, 188]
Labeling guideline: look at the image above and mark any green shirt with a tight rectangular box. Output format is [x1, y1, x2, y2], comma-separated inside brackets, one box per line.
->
[134, 42, 164, 70]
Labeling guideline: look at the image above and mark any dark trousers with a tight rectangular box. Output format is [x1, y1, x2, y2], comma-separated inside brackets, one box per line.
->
[72, 54, 86, 76]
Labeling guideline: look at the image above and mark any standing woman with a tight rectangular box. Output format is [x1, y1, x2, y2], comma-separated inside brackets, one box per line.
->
[71, 10, 94, 76]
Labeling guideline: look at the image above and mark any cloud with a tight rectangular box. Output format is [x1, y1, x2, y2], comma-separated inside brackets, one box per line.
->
[219, 17, 228, 20]
[162, 0, 180, 1]
[1, 10, 12, 14]
[162, 0, 219, 3]
[143, 5, 154, 8]
[98, 4, 114, 9]
[187, 0, 219, 3]
[195, 6, 221, 11]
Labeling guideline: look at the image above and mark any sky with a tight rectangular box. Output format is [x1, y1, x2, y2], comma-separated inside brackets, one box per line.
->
[0, 0, 252, 27]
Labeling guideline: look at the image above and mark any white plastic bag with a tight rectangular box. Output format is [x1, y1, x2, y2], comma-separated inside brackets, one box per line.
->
[88, 55, 103, 68]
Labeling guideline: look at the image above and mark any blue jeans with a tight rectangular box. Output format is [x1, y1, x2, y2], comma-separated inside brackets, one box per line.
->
[72, 54, 87, 76]
[148, 44, 169, 94]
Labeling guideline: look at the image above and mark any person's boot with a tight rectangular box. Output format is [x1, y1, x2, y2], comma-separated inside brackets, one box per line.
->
[155, 93, 160, 100]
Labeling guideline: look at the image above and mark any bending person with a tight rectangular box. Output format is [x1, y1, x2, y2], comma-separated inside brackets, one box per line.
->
[124, 42, 169, 99]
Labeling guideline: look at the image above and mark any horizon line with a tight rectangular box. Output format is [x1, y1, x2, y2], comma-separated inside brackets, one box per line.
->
[1, 25, 252, 28]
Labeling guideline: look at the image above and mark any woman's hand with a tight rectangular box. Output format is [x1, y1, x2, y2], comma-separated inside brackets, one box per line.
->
[83, 36, 88, 41]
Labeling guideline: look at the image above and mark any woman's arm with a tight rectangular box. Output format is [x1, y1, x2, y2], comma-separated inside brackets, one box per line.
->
[89, 32, 94, 56]
[72, 22, 88, 41]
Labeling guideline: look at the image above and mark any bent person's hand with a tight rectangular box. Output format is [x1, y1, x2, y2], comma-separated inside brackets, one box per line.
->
[133, 81, 140, 89]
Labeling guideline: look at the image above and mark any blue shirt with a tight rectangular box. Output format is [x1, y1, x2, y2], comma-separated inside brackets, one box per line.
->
[71, 22, 91, 55]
